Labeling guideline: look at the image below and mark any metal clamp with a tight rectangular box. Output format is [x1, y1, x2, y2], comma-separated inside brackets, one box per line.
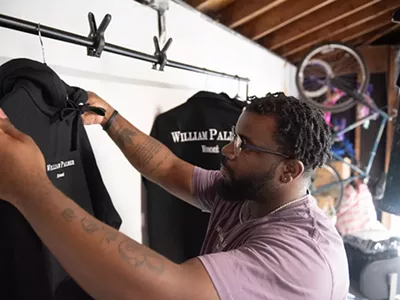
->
[152, 36, 173, 71]
[87, 12, 111, 57]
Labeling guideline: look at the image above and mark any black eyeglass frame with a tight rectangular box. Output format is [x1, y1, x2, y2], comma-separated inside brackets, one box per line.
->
[230, 126, 290, 158]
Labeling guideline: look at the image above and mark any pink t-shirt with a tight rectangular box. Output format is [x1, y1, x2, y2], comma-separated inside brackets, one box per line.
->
[193, 167, 349, 300]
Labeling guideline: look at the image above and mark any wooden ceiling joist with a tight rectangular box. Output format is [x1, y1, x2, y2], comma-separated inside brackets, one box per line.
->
[262, 0, 382, 51]
[287, 14, 393, 63]
[237, 0, 336, 41]
[349, 25, 393, 46]
[340, 13, 393, 43]
[362, 23, 400, 45]
[275, 1, 400, 58]
[183, 0, 398, 64]
[219, 0, 287, 29]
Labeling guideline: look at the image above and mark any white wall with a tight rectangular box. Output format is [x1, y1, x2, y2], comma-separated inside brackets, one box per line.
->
[0, 0, 298, 241]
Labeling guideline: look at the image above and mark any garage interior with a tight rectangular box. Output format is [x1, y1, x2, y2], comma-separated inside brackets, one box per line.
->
[0, 0, 400, 299]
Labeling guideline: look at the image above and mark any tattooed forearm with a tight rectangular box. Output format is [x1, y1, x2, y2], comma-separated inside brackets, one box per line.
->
[81, 216, 104, 233]
[101, 230, 118, 245]
[114, 124, 164, 171]
[61, 209, 118, 248]
[61, 208, 78, 222]
[59, 207, 166, 281]
[118, 239, 165, 275]
[107, 114, 179, 182]
[116, 128, 137, 147]
[62, 209, 103, 233]
[148, 151, 170, 174]
[129, 138, 163, 169]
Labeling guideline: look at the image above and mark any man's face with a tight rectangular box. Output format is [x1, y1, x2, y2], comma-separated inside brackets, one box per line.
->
[216, 111, 289, 203]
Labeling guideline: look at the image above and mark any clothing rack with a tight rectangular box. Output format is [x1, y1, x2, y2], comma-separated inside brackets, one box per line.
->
[0, 13, 250, 85]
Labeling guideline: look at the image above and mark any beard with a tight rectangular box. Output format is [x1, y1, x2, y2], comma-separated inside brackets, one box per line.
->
[216, 157, 277, 203]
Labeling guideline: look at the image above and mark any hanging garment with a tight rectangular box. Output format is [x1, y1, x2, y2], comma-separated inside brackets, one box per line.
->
[143, 91, 245, 263]
[0, 58, 122, 300]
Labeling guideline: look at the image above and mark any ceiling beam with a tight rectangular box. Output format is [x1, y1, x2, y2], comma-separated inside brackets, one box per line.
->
[362, 23, 400, 44]
[218, 0, 288, 29]
[346, 23, 394, 46]
[236, 0, 336, 41]
[340, 13, 393, 43]
[274, 1, 400, 59]
[262, 0, 381, 50]
[287, 16, 392, 64]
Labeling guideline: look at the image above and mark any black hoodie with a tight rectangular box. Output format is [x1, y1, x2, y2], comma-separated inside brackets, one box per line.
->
[143, 91, 246, 263]
[0, 58, 122, 300]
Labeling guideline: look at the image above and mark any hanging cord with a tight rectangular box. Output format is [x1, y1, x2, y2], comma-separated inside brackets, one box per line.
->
[51, 97, 106, 151]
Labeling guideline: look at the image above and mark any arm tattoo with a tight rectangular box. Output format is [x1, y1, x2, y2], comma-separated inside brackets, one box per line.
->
[61, 208, 78, 222]
[116, 126, 163, 170]
[148, 151, 170, 174]
[81, 216, 104, 233]
[131, 138, 162, 169]
[118, 239, 165, 275]
[101, 230, 118, 245]
[117, 128, 137, 147]
[61, 209, 118, 245]
[60, 208, 164, 276]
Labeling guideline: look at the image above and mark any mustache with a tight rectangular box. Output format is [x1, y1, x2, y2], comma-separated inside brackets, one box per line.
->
[221, 156, 234, 176]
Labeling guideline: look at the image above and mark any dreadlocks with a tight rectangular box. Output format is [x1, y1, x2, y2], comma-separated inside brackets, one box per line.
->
[246, 92, 332, 172]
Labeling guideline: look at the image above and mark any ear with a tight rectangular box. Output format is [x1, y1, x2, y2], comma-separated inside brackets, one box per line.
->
[279, 160, 305, 183]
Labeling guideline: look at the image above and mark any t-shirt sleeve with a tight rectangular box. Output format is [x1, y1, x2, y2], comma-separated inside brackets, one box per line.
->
[198, 235, 335, 300]
[192, 166, 222, 212]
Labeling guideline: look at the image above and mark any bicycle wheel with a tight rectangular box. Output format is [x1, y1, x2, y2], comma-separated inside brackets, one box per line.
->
[310, 163, 344, 211]
[296, 42, 370, 113]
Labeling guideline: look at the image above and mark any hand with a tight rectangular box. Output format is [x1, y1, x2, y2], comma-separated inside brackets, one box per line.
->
[83, 91, 114, 126]
[0, 109, 50, 205]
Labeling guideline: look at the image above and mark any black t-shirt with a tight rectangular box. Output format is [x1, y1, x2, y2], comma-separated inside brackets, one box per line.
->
[143, 91, 245, 263]
[0, 58, 122, 300]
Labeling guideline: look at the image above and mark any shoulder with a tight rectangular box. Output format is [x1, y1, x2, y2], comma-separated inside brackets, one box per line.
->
[192, 167, 223, 212]
[192, 166, 222, 192]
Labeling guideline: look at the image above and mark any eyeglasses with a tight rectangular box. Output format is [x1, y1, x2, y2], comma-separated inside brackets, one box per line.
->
[230, 126, 290, 158]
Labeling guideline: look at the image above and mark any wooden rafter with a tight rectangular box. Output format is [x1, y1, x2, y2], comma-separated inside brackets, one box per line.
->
[349, 23, 395, 46]
[341, 13, 394, 43]
[275, 1, 400, 59]
[219, 0, 287, 29]
[283, 11, 393, 60]
[237, 0, 336, 41]
[262, 0, 381, 51]
[362, 23, 400, 44]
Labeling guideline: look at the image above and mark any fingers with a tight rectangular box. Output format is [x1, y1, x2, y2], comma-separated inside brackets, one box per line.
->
[82, 112, 101, 125]
[0, 108, 28, 141]
[86, 91, 99, 105]
[0, 108, 6, 119]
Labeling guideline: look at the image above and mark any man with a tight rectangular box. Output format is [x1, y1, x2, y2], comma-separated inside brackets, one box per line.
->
[0, 92, 349, 299]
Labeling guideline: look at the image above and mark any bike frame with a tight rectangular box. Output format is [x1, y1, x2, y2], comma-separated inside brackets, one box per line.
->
[311, 77, 391, 196]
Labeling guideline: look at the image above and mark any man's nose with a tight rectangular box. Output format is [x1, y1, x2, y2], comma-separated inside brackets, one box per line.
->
[222, 141, 236, 160]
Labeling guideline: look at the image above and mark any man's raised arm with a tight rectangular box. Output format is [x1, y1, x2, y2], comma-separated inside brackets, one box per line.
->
[84, 92, 198, 208]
